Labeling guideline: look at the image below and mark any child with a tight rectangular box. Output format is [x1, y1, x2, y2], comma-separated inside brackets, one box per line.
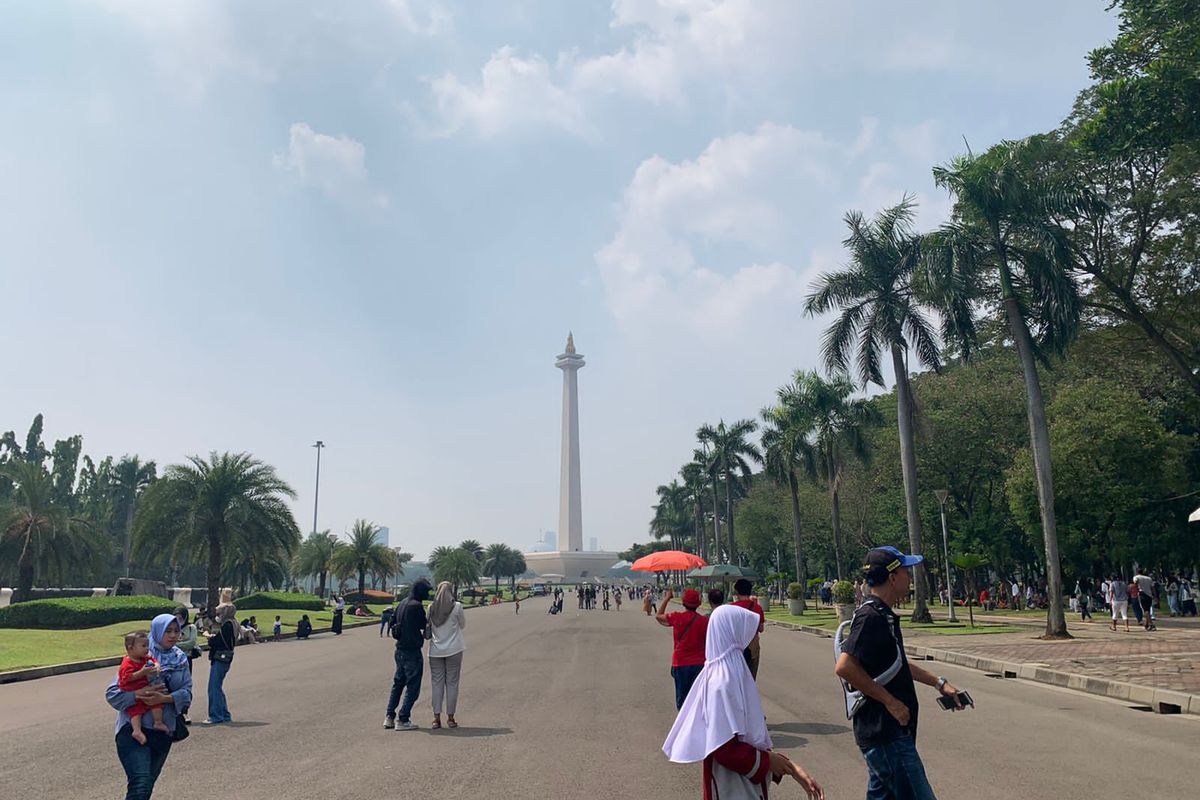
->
[514, 594, 521, 614]
[663, 605, 824, 800]
[273, 615, 282, 642]
[118, 630, 169, 745]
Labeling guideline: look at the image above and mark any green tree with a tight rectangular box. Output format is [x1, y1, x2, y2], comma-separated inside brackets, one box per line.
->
[950, 553, 991, 628]
[292, 530, 343, 598]
[482, 542, 516, 592]
[784, 371, 880, 579]
[807, 197, 953, 621]
[435, 547, 480, 592]
[930, 137, 1094, 638]
[697, 419, 761, 565]
[111, 455, 157, 577]
[760, 384, 818, 612]
[427, 545, 454, 572]
[680, 460, 710, 562]
[0, 460, 103, 601]
[331, 520, 400, 596]
[651, 480, 693, 552]
[133, 452, 301, 608]
[458, 539, 485, 562]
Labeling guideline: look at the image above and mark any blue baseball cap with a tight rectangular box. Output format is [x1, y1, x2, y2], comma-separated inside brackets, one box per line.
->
[863, 546, 923, 585]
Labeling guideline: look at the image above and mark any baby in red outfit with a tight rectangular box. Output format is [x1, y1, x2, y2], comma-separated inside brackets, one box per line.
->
[119, 630, 168, 744]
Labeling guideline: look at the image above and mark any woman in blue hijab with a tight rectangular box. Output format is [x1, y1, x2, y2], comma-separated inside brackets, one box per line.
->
[105, 612, 193, 800]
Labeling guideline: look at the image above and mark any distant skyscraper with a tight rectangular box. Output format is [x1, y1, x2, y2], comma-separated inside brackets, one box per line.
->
[544, 531, 556, 548]
[588, 537, 598, 552]
[374, 526, 390, 548]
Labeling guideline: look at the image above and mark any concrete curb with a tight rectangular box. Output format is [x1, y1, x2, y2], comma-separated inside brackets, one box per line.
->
[765, 618, 1200, 716]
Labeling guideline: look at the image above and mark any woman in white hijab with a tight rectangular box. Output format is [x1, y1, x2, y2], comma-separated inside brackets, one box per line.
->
[663, 604, 823, 800]
[427, 581, 467, 729]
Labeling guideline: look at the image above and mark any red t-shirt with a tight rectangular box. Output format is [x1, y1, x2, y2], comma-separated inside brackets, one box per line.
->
[667, 610, 708, 667]
[732, 598, 765, 633]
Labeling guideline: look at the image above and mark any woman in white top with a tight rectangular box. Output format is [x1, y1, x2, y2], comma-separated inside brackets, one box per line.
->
[427, 581, 467, 729]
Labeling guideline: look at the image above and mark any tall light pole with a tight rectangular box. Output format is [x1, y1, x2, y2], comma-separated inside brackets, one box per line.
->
[311, 441, 325, 537]
[934, 489, 957, 622]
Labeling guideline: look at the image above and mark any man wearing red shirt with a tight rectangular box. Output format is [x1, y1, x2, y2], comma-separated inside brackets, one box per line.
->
[656, 588, 709, 709]
[731, 578, 765, 679]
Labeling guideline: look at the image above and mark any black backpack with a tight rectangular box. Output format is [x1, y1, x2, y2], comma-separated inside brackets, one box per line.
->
[390, 599, 411, 641]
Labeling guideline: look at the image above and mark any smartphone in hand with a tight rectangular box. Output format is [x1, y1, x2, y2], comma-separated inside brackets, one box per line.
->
[937, 690, 974, 710]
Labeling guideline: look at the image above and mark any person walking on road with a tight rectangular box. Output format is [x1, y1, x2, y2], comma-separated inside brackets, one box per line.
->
[656, 588, 709, 710]
[203, 603, 238, 724]
[385, 579, 431, 731]
[1075, 579, 1093, 621]
[835, 547, 971, 800]
[106, 613, 192, 800]
[331, 594, 345, 635]
[427, 581, 466, 730]
[1109, 575, 1130, 632]
[731, 579, 765, 680]
[379, 605, 393, 637]
[1133, 571, 1156, 631]
[663, 604, 824, 800]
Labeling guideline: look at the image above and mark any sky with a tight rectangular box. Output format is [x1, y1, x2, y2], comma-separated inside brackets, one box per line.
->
[0, 1, 1119, 560]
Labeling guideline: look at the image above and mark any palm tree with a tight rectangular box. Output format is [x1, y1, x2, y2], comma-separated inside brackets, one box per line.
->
[680, 460, 709, 562]
[226, 546, 290, 594]
[0, 460, 103, 602]
[435, 547, 480, 593]
[651, 481, 692, 552]
[950, 553, 991, 628]
[805, 197, 949, 623]
[110, 455, 156, 577]
[692, 443, 724, 562]
[697, 420, 761, 565]
[133, 452, 301, 608]
[507, 550, 527, 591]
[427, 545, 454, 572]
[458, 539, 485, 563]
[784, 371, 879, 579]
[292, 530, 343, 598]
[482, 542, 515, 592]
[760, 387, 818, 612]
[330, 520, 400, 596]
[928, 137, 1092, 638]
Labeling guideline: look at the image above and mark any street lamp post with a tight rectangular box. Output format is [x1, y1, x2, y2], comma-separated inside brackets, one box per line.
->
[934, 489, 957, 622]
[311, 440, 325, 537]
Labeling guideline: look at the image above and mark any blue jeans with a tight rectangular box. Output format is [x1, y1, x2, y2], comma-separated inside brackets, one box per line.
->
[207, 658, 232, 722]
[387, 647, 423, 723]
[115, 724, 172, 800]
[860, 733, 937, 800]
[671, 664, 704, 710]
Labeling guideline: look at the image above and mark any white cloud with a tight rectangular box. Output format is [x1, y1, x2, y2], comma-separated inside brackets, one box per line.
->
[382, 0, 453, 36]
[426, 47, 590, 138]
[273, 123, 388, 209]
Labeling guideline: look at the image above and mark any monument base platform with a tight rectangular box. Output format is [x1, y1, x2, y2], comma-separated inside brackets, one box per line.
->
[523, 550, 620, 582]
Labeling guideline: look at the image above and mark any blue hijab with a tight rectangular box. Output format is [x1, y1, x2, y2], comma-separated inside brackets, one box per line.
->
[149, 613, 189, 673]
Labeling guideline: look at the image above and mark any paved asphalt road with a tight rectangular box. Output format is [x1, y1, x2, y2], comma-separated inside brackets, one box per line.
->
[3, 597, 1197, 799]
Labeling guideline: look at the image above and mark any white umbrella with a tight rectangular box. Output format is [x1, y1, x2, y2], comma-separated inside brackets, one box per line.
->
[1190, 506, 1200, 523]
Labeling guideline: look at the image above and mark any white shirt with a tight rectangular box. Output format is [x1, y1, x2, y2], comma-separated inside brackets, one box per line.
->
[1134, 574, 1154, 596]
[428, 602, 467, 658]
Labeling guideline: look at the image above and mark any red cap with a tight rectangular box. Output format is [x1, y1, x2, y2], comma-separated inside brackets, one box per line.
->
[682, 589, 701, 609]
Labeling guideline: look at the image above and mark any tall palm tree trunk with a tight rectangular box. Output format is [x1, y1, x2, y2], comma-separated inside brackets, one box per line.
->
[692, 496, 704, 562]
[16, 541, 35, 603]
[827, 455, 845, 580]
[891, 344, 932, 623]
[723, 469, 738, 564]
[710, 475, 722, 562]
[122, 499, 136, 576]
[317, 570, 327, 599]
[787, 470, 807, 613]
[358, 567, 366, 595]
[1002, 287, 1069, 638]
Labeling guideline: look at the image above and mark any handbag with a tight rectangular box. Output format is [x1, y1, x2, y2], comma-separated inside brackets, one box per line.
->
[172, 716, 190, 742]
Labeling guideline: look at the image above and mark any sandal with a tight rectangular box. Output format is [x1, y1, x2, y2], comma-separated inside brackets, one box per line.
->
[447, 718, 458, 729]
[432, 719, 442, 729]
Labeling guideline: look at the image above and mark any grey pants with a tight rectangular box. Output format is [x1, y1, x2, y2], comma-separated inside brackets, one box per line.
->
[429, 652, 464, 715]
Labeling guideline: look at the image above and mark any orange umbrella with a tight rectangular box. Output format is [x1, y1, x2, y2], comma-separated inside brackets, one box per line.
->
[630, 550, 707, 573]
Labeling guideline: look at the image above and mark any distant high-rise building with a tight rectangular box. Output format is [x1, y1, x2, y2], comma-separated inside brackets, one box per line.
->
[374, 526, 390, 548]
[588, 537, 598, 552]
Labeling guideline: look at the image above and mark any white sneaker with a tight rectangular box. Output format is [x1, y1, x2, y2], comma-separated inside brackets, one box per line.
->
[395, 720, 418, 731]
[383, 717, 395, 729]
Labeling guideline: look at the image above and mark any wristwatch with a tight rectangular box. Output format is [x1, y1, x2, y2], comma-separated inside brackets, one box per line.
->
[936, 676, 948, 692]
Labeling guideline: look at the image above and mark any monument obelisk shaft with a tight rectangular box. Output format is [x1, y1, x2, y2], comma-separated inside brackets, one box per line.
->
[556, 333, 584, 553]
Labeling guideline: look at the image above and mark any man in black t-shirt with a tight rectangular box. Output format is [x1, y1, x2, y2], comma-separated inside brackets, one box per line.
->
[834, 547, 969, 799]
[385, 580, 431, 731]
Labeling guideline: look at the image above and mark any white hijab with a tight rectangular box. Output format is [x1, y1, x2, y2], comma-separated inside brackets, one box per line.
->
[662, 604, 771, 763]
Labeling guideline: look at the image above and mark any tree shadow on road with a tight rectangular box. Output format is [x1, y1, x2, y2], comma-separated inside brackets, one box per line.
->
[222, 721, 270, 728]
[428, 726, 513, 738]
[768, 734, 809, 749]
[768, 722, 849, 736]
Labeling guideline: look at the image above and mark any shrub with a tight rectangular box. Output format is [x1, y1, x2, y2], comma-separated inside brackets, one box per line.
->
[0, 595, 179, 629]
[786, 582, 804, 600]
[833, 580, 856, 605]
[342, 590, 392, 605]
[807, 577, 822, 593]
[234, 591, 323, 611]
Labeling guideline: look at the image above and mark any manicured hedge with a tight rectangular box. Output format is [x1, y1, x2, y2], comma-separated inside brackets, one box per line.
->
[342, 590, 393, 605]
[234, 591, 323, 611]
[0, 595, 179, 629]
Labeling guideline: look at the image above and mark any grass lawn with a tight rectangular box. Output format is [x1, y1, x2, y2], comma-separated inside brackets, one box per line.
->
[761, 605, 1022, 636]
[0, 604, 392, 673]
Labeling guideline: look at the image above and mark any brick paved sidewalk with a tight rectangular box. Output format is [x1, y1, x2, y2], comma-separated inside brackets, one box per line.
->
[903, 619, 1200, 695]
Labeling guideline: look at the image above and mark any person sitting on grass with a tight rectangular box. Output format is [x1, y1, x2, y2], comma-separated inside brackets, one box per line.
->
[118, 631, 169, 745]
